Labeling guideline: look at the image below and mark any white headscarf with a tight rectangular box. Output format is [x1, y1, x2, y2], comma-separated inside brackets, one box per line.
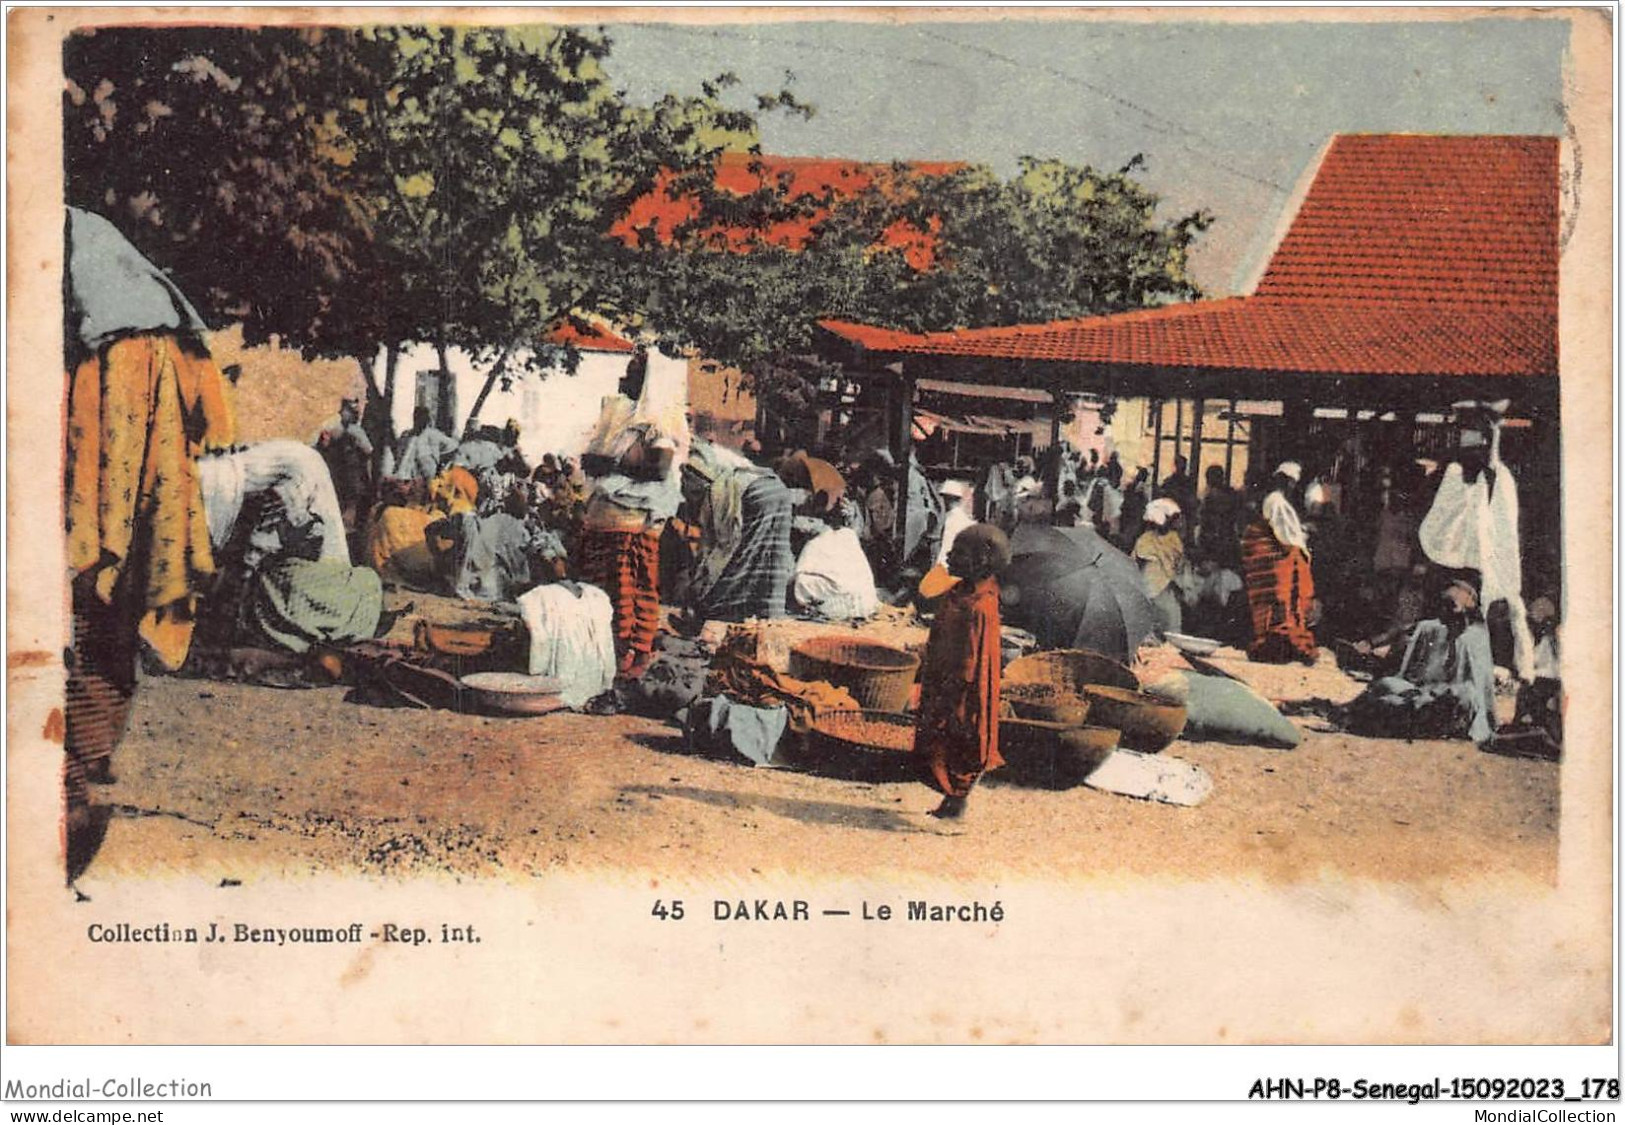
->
[1144, 497, 1181, 528]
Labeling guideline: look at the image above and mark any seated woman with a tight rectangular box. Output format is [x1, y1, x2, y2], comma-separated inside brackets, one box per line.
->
[426, 487, 563, 604]
[1181, 557, 1249, 646]
[196, 450, 390, 661]
[1333, 563, 1429, 675]
[1342, 578, 1497, 745]
[365, 466, 478, 587]
[791, 506, 879, 621]
[1506, 594, 1561, 749]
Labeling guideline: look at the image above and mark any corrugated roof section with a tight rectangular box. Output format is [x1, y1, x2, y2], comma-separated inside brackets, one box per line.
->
[917, 378, 1052, 403]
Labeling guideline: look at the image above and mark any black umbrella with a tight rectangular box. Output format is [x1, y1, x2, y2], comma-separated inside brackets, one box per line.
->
[1000, 523, 1156, 661]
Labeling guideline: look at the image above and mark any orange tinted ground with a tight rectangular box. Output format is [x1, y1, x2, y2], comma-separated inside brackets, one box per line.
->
[87, 669, 1557, 886]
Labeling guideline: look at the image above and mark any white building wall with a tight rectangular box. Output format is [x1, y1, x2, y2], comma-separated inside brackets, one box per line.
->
[379, 344, 657, 467]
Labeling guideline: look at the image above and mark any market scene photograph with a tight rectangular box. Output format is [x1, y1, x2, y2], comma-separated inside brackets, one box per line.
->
[47, 14, 1572, 891]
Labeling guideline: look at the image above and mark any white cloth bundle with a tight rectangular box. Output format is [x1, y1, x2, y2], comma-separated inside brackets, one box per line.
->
[518, 582, 616, 709]
[792, 526, 880, 621]
[197, 440, 351, 564]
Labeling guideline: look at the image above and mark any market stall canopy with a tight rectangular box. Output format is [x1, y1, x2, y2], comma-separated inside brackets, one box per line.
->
[913, 409, 1030, 441]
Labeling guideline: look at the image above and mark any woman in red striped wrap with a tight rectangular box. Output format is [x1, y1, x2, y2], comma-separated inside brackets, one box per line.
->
[1242, 462, 1318, 664]
[578, 346, 688, 677]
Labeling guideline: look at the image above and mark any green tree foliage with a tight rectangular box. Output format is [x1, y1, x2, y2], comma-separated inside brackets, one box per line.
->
[614, 156, 1212, 376]
[64, 27, 379, 354]
[63, 24, 763, 440]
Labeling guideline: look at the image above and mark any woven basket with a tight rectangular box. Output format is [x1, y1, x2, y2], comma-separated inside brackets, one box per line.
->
[789, 636, 921, 713]
[998, 721, 1119, 789]
[1004, 649, 1141, 695]
[1002, 683, 1091, 726]
[1081, 685, 1187, 752]
[800, 710, 917, 783]
[415, 619, 504, 657]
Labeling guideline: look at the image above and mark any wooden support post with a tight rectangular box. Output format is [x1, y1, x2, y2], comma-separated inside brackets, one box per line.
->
[1189, 395, 1206, 488]
[1347, 402, 1361, 516]
[1150, 398, 1164, 486]
[1225, 398, 1237, 482]
[1171, 398, 1184, 484]
[893, 371, 915, 545]
[1047, 390, 1064, 493]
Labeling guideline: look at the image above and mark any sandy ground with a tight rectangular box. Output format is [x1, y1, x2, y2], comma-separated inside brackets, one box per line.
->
[84, 667, 1558, 887]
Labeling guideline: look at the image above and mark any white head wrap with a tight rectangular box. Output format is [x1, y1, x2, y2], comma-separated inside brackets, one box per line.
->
[1144, 497, 1181, 527]
[1276, 461, 1302, 482]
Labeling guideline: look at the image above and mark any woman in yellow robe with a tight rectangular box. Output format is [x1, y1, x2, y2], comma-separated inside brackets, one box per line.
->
[65, 333, 236, 800]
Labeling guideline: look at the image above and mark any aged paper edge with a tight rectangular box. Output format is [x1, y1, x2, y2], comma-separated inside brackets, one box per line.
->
[4, 5, 1614, 1051]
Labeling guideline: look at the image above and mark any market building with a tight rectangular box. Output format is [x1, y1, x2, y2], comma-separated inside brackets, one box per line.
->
[813, 133, 1561, 587]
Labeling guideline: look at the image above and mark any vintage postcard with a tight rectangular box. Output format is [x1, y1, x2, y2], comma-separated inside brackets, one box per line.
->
[3, 2, 1615, 1083]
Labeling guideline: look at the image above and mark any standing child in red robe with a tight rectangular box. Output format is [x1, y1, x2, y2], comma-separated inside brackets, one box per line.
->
[914, 523, 1010, 823]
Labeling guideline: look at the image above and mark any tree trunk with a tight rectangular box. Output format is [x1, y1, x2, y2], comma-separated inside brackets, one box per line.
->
[434, 339, 456, 436]
[378, 341, 400, 477]
[464, 344, 516, 432]
[361, 341, 399, 480]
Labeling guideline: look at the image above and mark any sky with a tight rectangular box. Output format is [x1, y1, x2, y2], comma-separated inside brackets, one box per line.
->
[600, 14, 1570, 295]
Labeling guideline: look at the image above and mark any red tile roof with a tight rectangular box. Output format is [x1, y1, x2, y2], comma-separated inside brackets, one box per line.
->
[821, 135, 1559, 379]
[1255, 134, 1557, 307]
[543, 318, 635, 353]
[613, 152, 961, 266]
[823, 299, 1553, 377]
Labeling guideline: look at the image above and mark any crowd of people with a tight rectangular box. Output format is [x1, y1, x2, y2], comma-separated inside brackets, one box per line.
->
[66, 330, 1560, 842]
[202, 358, 1562, 765]
[59, 202, 1561, 859]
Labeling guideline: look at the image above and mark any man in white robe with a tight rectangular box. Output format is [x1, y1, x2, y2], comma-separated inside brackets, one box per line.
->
[1418, 401, 1534, 681]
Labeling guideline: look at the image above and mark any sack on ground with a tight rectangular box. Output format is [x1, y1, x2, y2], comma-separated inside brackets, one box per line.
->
[1145, 670, 1301, 749]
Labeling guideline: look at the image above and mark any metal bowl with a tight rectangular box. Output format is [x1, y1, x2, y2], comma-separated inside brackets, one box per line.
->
[1165, 632, 1222, 657]
[459, 672, 567, 716]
